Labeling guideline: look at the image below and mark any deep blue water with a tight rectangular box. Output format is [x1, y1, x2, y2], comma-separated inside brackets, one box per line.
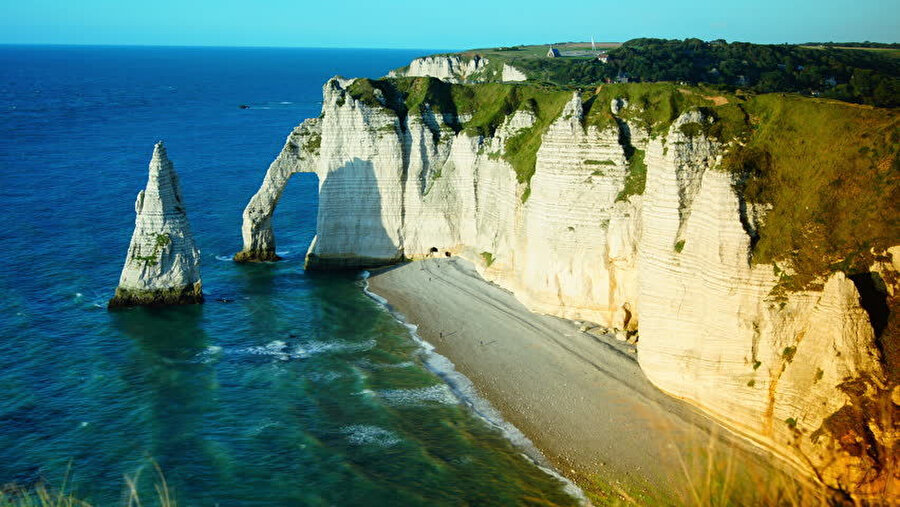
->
[0, 46, 576, 505]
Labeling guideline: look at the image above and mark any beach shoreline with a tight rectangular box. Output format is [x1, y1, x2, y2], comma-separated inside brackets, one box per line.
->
[365, 257, 794, 503]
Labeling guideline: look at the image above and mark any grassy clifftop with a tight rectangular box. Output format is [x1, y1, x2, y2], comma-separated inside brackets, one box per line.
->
[726, 95, 898, 289]
[343, 77, 898, 289]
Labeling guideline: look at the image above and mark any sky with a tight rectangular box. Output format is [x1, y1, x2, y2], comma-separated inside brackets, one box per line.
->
[1, 0, 897, 48]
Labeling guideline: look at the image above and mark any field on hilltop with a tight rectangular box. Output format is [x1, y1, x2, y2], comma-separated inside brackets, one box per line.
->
[432, 38, 899, 108]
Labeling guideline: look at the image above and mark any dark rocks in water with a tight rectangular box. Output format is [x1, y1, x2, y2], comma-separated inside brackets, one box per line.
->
[233, 249, 281, 263]
[109, 283, 204, 309]
[239, 104, 250, 109]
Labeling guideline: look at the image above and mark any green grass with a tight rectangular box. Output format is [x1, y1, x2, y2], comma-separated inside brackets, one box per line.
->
[724, 94, 899, 290]
[582, 83, 741, 138]
[303, 131, 321, 154]
[480, 251, 495, 267]
[615, 149, 646, 202]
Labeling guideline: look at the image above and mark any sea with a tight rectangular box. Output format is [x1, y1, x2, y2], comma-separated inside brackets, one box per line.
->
[0, 46, 579, 505]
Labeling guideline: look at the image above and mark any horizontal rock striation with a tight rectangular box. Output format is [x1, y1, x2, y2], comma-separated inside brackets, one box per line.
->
[238, 77, 895, 497]
[110, 142, 202, 308]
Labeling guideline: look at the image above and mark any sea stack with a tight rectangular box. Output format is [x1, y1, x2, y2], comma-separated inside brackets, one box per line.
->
[108, 142, 203, 308]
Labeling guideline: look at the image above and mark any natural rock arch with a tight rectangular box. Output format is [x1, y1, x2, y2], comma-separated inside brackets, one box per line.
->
[234, 119, 321, 262]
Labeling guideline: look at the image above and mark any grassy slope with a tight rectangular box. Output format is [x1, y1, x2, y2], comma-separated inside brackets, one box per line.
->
[727, 95, 899, 288]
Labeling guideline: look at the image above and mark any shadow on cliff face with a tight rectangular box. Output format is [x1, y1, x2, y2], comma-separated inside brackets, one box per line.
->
[306, 158, 402, 270]
[849, 272, 896, 385]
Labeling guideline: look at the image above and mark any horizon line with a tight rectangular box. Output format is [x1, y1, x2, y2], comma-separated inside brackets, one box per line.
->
[1, 39, 896, 51]
[0, 42, 463, 51]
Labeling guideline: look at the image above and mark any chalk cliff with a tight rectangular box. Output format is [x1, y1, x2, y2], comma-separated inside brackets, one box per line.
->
[110, 142, 202, 307]
[239, 77, 896, 497]
[388, 54, 527, 83]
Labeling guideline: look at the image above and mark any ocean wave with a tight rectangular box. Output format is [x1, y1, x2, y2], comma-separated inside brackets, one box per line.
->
[299, 339, 376, 357]
[194, 345, 224, 364]
[237, 338, 377, 362]
[216, 255, 233, 262]
[376, 384, 457, 406]
[356, 359, 415, 370]
[248, 419, 282, 436]
[241, 340, 295, 361]
[341, 425, 402, 447]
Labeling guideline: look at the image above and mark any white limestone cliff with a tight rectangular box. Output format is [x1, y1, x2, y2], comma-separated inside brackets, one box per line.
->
[637, 119, 891, 492]
[109, 142, 202, 307]
[389, 55, 527, 82]
[238, 78, 894, 495]
[501, 64, 528, 82]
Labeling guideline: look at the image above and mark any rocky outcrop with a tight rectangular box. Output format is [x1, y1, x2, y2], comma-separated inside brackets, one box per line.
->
[389, 55, 527, 83]
[501, 64, 528, 82]
[239, 78, 895, 496]
[109, 142, 202, 307]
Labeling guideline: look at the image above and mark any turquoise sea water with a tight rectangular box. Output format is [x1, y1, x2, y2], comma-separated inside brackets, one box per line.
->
[0, 46, 577, 505]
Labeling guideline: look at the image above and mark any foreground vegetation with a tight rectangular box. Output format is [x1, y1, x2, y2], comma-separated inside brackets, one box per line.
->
[0, 463, 174, 507]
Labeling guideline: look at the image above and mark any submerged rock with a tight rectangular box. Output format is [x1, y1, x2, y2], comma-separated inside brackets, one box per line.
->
[108, 142, 202, 308]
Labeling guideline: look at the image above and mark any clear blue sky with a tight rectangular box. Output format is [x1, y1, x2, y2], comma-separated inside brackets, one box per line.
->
[1, 0, 897, 48]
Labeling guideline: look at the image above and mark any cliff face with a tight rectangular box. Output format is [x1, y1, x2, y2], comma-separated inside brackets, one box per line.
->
[110, 142, 202, 307]
[239, 77, 896, 496]
[388, 55, 527, 83]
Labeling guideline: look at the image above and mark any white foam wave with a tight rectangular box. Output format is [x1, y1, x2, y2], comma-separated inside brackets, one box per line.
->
[377, 384, 458, 406]
[216, 255, 233, 262]
[239, 338, 377, 362]
[357, 359, 415, 370]
[298, 339, 376, 357]
[195, 345, 224, 363]
[243, 340, 293, 361]
[342, 425, 402, 447]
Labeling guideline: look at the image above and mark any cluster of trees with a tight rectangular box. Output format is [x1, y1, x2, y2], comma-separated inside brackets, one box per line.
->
[511, 39, 899, 107]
